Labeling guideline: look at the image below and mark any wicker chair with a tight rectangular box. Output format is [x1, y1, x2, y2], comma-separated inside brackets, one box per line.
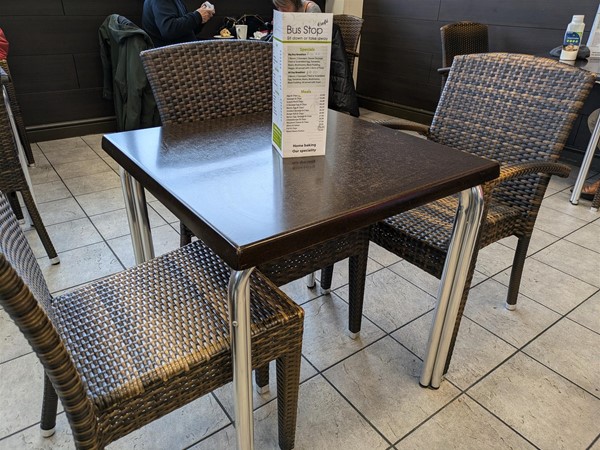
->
[438, 21, 488, 84]
[0, 189, 304, 450]
[333, 14, 364, 76]
[593, 183, 600, 211]
[141, 40, 370, 335]
[0, 73, 59, 264]
[0, 60, 35, 166]
[347, 54, 595, 371]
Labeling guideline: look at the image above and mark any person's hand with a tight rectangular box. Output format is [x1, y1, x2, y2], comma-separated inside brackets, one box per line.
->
[198, 2, 215, 24]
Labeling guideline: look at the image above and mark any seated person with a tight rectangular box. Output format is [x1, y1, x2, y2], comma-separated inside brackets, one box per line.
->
[143, 0, 215, 47]
[273, 0, 321, 13]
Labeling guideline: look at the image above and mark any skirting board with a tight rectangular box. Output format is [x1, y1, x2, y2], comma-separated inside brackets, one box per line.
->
[27, 117, 117, 143]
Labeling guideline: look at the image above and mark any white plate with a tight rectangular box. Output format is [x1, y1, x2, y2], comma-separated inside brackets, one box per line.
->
[213, 35, 234, 39]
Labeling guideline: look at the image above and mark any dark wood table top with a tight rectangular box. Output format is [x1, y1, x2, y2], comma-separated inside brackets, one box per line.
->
[102, 110, 499, 270]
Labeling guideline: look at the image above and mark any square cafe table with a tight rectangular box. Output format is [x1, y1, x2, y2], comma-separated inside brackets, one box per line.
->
[102, 110, 499, 449]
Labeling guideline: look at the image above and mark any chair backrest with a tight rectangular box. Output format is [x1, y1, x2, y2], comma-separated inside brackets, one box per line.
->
[440, 21, 488, 69]
[333, 14, 364, 75]
[141, 40, 273, 125]
[431, 53, 594, 163]
[430, 53, 594, 216]
[0, 190, 96, 446]
[0, 60, 35, 165]
[0, 83, 28, 192]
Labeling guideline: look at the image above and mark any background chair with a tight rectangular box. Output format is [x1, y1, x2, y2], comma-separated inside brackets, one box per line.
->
[141, 40, 370, 339]
[0, 60, 35, 166]
[344, 53, 595, 371]
[333, 14, 364, 77]
[438, 21, 488, 84]
[0, 189, 304, 450]
[0, 74, 59, 264]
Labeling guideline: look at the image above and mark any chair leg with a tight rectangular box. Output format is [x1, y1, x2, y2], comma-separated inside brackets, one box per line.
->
[276, 345, 302, 450]
[320, 265, 334, 293]
[179, 222, 192, 247]
[7, 191, 24, 221]
[506, 235, 531, 310]
[20, 190, 59, 264]
[14, 110, 36, 167]
[40, 374, 58, 437]
[347, 244, 369, 338]
[255, 364, 270, 394]
[592, 188, 600, 211]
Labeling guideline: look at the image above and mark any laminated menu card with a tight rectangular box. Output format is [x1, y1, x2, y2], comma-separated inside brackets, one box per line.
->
[272, 10, 333, 158]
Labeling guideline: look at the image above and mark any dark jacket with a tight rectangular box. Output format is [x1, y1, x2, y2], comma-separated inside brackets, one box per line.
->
[99, 15, 160, 131]
[142, 0, 203, 48]
[329, 24, 359, 117]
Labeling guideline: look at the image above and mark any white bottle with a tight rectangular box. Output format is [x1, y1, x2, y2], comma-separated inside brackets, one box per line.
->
[560, 15, 585, 61]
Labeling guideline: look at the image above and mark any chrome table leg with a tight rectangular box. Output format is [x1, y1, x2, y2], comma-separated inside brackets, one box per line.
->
[132, 181, 154, 261]
[228, 269, 255, 450]
[570, 109, 600, 206]
[305, 272, 316, 288]
[420, 186, 485, 388]
[120, 168, 154, 264]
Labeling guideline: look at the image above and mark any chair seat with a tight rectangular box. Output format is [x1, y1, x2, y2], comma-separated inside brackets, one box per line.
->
[52, 241, 304, 413]
[372, 195, 519, 278]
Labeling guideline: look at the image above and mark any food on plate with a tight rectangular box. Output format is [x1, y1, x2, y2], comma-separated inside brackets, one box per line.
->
[219, 28, 232, 38]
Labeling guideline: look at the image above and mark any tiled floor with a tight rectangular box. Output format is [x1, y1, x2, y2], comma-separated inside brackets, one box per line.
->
[1, 122, 599, 449]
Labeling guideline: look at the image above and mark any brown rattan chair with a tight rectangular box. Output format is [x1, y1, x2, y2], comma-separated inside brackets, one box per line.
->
[0, 71, 59, 264]
[333, 14, 364, 76]
[345, 53, 595, 371]
[0, 188, 304, 450]
[438, 21, 488, 84]
[0, 60, 35, 166]
[141, 40, 370, 335]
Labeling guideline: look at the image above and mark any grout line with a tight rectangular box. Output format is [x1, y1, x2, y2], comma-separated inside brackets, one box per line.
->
[587, 432, 600, 450]
[463, 392, 542, 450]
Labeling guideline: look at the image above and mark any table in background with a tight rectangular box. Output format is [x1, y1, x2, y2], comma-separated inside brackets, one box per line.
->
[103, 110, 499, 450]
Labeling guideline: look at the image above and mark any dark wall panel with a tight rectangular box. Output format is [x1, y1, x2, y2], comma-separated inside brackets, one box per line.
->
[62, 0, 141, 17]
[3, 17, 112, 56]
[19, 89, 114, 124]
[8, 55, 78, 93]
[0, 0, 63, 16]
[74, 53, 105, 89]
[363, 0, 440, 20]
[439, 0, 597, 29]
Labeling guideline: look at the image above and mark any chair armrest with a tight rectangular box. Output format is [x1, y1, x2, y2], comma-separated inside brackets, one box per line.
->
[369, 118, 430, 136]
[437, 67, 451, 76]
[488, 161, 571, 189]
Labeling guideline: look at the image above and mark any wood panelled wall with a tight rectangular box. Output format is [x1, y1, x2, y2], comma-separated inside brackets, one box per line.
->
[0, 0, 312, 133]
[356, 0, 599, 153]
